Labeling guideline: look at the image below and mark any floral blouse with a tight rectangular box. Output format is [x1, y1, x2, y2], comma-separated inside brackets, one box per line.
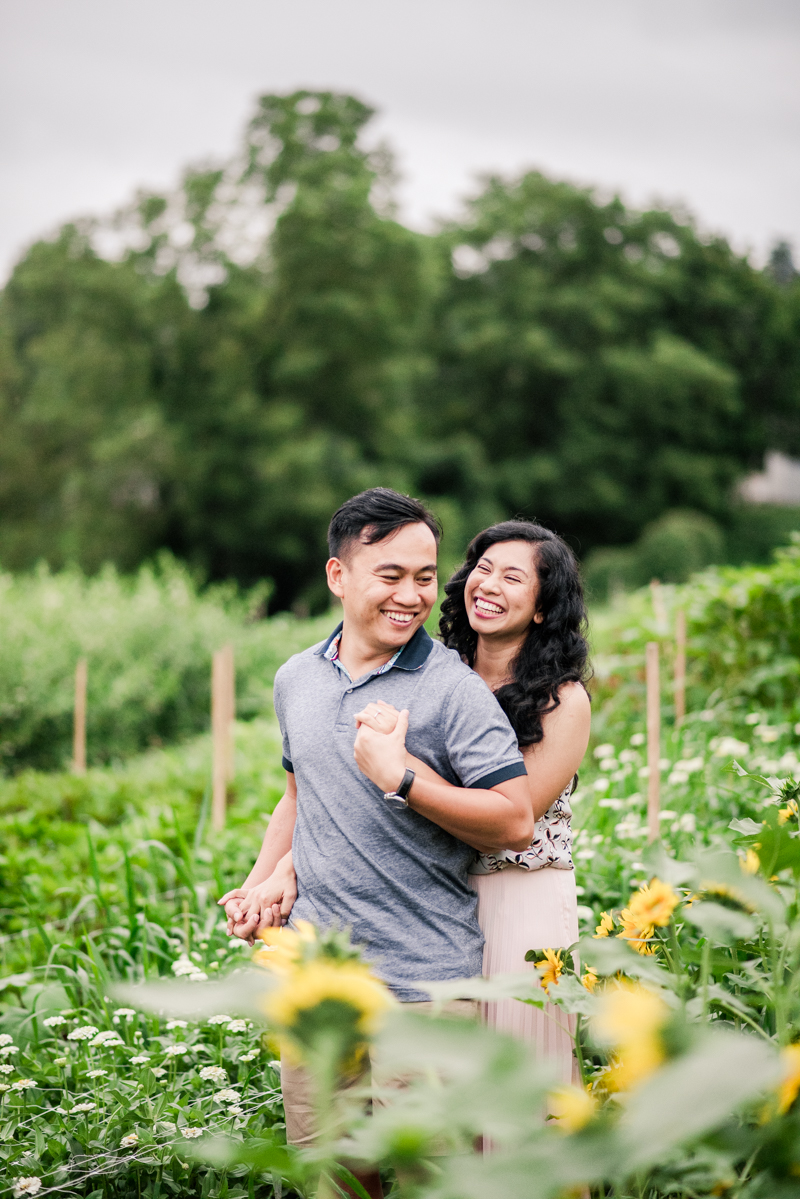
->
[468, 775, 576, 874]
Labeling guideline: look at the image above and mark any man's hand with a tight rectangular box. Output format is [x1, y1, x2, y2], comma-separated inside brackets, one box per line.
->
[354, 707, 410, 794]
[218, 855, 297, 943]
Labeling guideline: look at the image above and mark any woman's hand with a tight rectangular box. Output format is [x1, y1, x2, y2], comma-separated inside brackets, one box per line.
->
[354, 700, 401, 734]
[353, 706, 410, 794]
[218, 853, 297, 943]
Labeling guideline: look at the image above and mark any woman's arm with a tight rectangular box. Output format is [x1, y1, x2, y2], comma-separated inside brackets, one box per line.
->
[522, 682, 591, 821]
[355, 685, 590, 847]
[354, 710, 533, 851]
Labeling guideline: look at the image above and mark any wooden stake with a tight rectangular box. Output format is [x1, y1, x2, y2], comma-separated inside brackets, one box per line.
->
[674, 609, 687, 727]
[650, 578, 667, 632]
[646, 641, 661, 841]
[211, 644, 235, 833]
[73, 658, 87, 775]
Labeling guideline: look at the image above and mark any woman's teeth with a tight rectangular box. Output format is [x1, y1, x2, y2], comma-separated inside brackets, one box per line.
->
[475, 598, 504, 616]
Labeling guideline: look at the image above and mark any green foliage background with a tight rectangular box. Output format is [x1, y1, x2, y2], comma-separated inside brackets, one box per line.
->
[2, 90, 799, 609]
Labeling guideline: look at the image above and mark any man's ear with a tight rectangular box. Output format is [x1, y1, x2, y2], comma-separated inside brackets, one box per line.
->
[326, 557, 346, 599]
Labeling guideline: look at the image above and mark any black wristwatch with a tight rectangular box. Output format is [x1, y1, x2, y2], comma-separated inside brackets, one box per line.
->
[383, 768, 415, 808]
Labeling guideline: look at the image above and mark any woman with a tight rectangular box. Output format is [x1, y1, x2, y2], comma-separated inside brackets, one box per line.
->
[356, 521, 591, 1080]
[224, 520, 591, 1078]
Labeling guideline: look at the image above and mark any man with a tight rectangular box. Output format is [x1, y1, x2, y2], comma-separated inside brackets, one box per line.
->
[220, 488, 532, 1174]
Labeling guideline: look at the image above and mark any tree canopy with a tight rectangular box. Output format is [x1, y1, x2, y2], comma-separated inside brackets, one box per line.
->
[1, 90, 798, 608]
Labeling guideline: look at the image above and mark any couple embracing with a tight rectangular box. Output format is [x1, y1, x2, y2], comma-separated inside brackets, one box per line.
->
[221, 488, 591, 1158]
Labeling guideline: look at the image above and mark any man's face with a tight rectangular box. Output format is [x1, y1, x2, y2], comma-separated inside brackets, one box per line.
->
[326, 522, 439, 652]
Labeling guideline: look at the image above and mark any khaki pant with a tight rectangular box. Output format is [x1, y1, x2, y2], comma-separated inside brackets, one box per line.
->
[281, 998, 478, 1148]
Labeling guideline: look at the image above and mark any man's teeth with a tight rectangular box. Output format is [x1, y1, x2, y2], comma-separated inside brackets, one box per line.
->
[475, 598, 504, 615]
[384, 611, 414, 623]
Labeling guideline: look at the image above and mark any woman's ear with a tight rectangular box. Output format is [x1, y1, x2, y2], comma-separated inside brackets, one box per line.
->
[533, 610, 544, 625]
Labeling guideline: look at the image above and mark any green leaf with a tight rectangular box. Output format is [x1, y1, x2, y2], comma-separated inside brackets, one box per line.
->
[728, 817, 763, 836]
[579, 937, 675, 989]
[684, 901, 758, 945]
[414, 972, 546, 1010]
[617, 1029, 780, 1168]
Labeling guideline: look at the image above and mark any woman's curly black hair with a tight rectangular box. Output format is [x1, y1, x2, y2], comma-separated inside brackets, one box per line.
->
[439, 520, 591, 746]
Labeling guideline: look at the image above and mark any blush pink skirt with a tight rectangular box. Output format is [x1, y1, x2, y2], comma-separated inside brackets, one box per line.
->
[469, 864, 580, 1085]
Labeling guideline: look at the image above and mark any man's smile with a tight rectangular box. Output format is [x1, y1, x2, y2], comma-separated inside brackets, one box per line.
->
[382, 608, 417, 627]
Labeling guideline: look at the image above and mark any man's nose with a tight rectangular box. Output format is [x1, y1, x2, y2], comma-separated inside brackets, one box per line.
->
[393, 576, 421, 605]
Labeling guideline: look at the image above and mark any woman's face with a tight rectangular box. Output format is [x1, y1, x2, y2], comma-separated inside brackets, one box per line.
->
[464, 540, 543, 639]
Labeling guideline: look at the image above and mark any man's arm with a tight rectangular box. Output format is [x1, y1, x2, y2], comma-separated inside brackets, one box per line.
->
[354, 713, 533, 851]
[217, 772, 297, 937]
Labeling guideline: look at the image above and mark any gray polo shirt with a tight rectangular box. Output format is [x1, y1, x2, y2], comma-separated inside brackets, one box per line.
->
[273, 623, 526, 1000]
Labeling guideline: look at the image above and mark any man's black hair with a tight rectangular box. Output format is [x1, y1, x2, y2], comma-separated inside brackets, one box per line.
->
[327, 488, 442, 559]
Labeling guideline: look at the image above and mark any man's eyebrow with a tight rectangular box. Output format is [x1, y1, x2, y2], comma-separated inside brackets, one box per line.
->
[374, 562, 438, 573]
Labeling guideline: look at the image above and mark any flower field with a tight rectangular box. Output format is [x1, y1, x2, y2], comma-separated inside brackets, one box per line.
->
[1, 540, 800, 1197]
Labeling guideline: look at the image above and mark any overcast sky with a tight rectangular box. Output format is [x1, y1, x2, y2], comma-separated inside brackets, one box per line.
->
[1, 0, 798, 280]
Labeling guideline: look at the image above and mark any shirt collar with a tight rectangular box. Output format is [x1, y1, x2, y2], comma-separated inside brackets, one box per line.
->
[315, 622, 434, 673]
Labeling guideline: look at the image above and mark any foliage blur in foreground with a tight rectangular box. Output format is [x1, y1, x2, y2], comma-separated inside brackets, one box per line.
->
[2, 547, 800, 1194]
[2, 90, 799, 607]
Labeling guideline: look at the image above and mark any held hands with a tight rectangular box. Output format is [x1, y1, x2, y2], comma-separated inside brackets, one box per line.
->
[353, 700, 410, 794]
[217, 855, 298, 944]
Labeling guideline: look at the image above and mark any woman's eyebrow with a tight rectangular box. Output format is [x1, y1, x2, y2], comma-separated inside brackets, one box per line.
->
[479, 556, 529, 576]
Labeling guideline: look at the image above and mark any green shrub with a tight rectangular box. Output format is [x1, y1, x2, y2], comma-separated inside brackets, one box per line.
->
[585, 509, 725, 600]
[0, 556, 334, 771]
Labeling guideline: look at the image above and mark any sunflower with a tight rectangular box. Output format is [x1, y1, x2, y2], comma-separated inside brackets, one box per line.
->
[548, 1085, 596, 1133]
[616, 908, 656, 956]
[593, 911, 615, 939]
[593, 981, 669, 1093]
[777, 1043, 800, 1115]
[581, 966, 598, 993]
[534, 948, 564, 995]
[626, 878, 679, 928]
[263, 959, 393, 1039]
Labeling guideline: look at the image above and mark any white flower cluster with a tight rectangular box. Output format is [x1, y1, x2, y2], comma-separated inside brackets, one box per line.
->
[164, 1043, 189, 1058]
[226, 1019, 248, 1033]
[207, 1013, 232, 1025]
[11, 1079, 36, 1091]
[166, 1020, 188, 1031]
[0, 1034, 15, 1046]
[239, 1050, 259, 1062]
[151, 1067, 167, 1078]
[0, 1044, 19, 1056]
[68, 1025, 99, 1042]
[13, 1178, 42, 1198]
[71, 1100, 96, 1113]
[53, 1057, 68, 1067]
[181, 1126, 203, 1139]
[113, 1008, 137, 1023]
[199, 1065, 227, 1084]
[214, 1088, 239, 1103]
[91, 1030, 124, 1048]
[0, 1063, 15, 1075]
[171, 956, 208, 982]
[43, 1015, 67, 1028]
[87, 1069, 108, 1079]
[120, 1132, 139, 1148]
[130, 1054, 151, 1066]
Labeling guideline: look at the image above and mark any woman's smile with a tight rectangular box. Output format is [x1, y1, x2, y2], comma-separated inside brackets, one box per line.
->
[473, 596, 505, 619]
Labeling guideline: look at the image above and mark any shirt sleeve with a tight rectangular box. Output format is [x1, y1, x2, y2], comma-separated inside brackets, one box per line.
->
[272, 670, 294, 774]
[442, 672, 527, 789]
